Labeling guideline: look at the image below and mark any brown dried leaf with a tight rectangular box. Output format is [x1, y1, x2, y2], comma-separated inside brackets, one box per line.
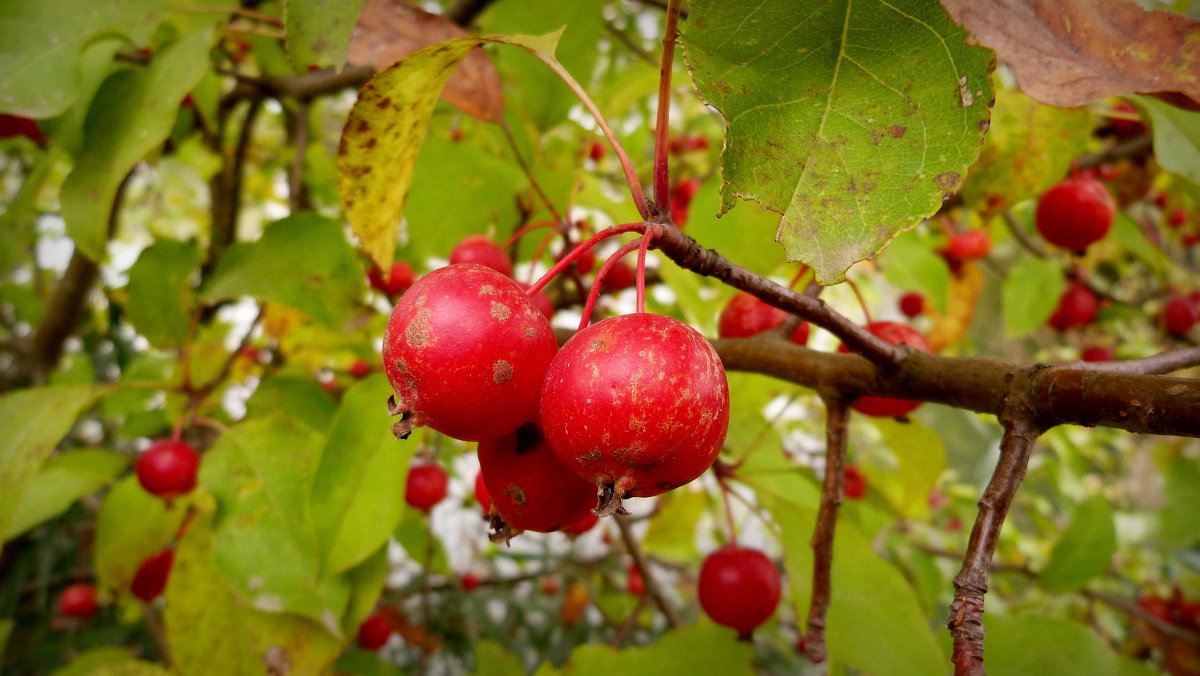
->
[347, 0, 503, 122]
[940, 0, 1200, 109]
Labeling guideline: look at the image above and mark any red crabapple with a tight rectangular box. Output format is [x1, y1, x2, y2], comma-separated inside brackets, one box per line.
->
[449, 235, 512, 277]
[698, 545, 781, 637]
[136, 440, 200, 500]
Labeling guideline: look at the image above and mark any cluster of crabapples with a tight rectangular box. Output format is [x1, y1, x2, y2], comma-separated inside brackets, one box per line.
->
[377, 228, 802, 637]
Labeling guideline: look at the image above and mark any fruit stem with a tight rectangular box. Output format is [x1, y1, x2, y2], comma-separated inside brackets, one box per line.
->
[844, 276, 872, 325]
[527, 222, 647, 297]
[527, 52, 651, 220]
[526, 229, 562, 284]
[651, 0, 683, 213]
[715, 473, 740, 543]
[635, 229, 658, 313]
[500, 220, 558, 252]
[579, 238, 645, 330]
[787, 264, 811, 290]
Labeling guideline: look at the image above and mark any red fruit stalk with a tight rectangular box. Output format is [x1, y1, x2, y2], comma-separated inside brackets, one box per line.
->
[382, 264, 557, 441]
[540, 313, 730, 515]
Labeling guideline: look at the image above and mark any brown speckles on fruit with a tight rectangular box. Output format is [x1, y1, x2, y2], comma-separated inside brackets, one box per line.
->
[406, 309, 432, 346]
[490, 302, 511, 320]
[503, 485, 527, 506]
[493, 360, 514, 383]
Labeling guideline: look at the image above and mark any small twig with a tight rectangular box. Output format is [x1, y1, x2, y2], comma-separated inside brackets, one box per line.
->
[610, 590, 651, 648]
[947, 404, 1042, 676]
[444, 0, 497, 26]
[1084, 590, 1200, 648]
[142, 603, 173, 666]
[614, 514, 682, 629]
[205, 99, 262, 274]
[501, 121, 563, 223]
[651, 0, 681, 212]
[804, 397, 850, 664]
[1062, 345, 1200, 375]
[191, 306, 264, 401]
[286, 99, 311, 212]
[604, 21, 656, 65]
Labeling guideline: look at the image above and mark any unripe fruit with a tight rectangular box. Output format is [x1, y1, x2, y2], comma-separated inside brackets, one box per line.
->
[1047, 282, 1099, 331]
[540, 313, 730, 513]
[1161, 295, 1200, 337]
[367, 261, 416, 297]
[1036, 175, 1116, 252]
[382, 264, 558, 441]
[405, 462, 448, 512]
[477, 423, 595, 535]
[131, 550, 175, 602]
[838, 322, 930, 418]
[1081, 345, 1115, 362]
[898, 292, 925, 319]
[58, 583, 98, 618]
[136, 440, 200, 500]
[449, 234, 512, 277]
[717, 292, 809, 345]
[698, 545, 781, 637]
[942, 230, 990, 261]
[474, 472, 491, 517]
[357, 613, 393, 650]
[843, 465, 866, 500]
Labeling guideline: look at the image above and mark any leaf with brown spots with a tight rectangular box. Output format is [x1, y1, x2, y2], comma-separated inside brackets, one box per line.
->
[347, 0, 503, 122]
[681, 0, 994, 283]
[941, 0, 1200, 110]
[340, 30, 562, 271]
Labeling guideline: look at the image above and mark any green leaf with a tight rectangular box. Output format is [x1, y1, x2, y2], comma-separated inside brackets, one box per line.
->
[681, 0, 994, 283]
[94, 476, 189, 593]
[1138, 95, 1200, 186]
[880, 228, 951, 313]
[394, 510, 449, 575]
[201, 213, 365, 327]
[6, 449, 128, 539]
[48, 648, 138, 676]
[60, 28, 213, 260]
[687, 177, 795, 277]
[533, 620, 754, 676]
[1162, 455, 1200, 548]
[340, 544, 389, 636]
[472, 641, 525, 676]
[126, 238, 202, 349]
[1039, 494, 1116, 592]
[284, 0, 366, 73]
[873, 418, 946, 520]
[0, 618, 12, 661]
[642, 490, 706, 562]
[1112, 212, 1170, 275]
[311, 375, 414, 576]
[76, 661, 171, 676]
[245, 375, 339, 435]
[339, 31, 563, 270]
[961, 89, 1092, 210]
[200, 414, 349, 629]
[986, 613, 1158, 676]
[0, 385, 102, 552]
[1002, 256, 1064, 338]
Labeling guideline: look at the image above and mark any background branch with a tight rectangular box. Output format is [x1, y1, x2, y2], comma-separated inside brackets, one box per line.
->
[614, 514, 682, 629]
[803, 397, 850, 663]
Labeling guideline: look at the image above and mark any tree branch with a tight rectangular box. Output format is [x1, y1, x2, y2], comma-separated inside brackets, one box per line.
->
[614, 514, 682, 629]
[1065, 345, 1200, 375]
[803, 397, 850, 663]
[205, 99, 262, 275]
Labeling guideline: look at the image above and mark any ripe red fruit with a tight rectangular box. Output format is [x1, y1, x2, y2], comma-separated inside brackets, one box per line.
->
[717, 292, 809, 345]
[357, 613, 393, 650]
[405, 462, 448, 512]
[1168, 207, 1189, 229]
[0, 113, 47, 146]
[348, 358, 371, 379]
[478, 423, 596, 534]
[382, 264, 558, 441]
[561, 512, 599, 536]
[626, 564, 645, 596]
[136, 440, 200, 500]
[672, 178, 702, 206]
[58, 583, 98, 618]
[559, 244, 596, 275]
[1047, 282, 1099, 331]
[600, 260, 635, 292]
[843, 465, 866, 500]
[474, 472, 491, 517]
[368, 261, 416, 297]
[449, 234, 513, 277]
[1035, 175, 1116, 252]
[898, 292, 926, 319]
[520, 283, 555, 320]
[461, 572, 481, 591]
[131, 550, 175, 602]
[540, 313, 730, 513]
[942, 230, 991, 261]
[698, 545, 781, 637]
[1161, 295, 1200, 337]
[837, 322, 930, 418]
[670, 202, 691, 228]
[588, 140, 606, 161]
[1081, 345, 1115, 362]
[1108, 100, 1147, 137]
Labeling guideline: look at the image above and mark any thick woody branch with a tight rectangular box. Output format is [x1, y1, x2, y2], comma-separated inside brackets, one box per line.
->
[948, 411, 1041, 676]
[804, 397, 850, 664]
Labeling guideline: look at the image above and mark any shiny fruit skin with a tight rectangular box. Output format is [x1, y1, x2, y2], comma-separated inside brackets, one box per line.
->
[478, 423, 595, 533]
[1162, 295, 1200, 336]
[1036, 175, 1116, 252]
[717, 292, 809, 345]
[131, 550, 175, 602]
[561, 512, 599, 535]
[449, 234, 513, 277]
[382, 264, 558, 441]
[698, 545, 781, 635]
[59, 583, 98, 618]
[1081, 345, 1115, 362]
[843, 465, 867, 499]
[136, 440, 200, 500]
[368, 261, 416, 297]
[474, 472, 491, 517]
[838, 322, 930, 418]
[540, 313, 730, 501]
[600, 261, 635, 292]
[357, 613, 393, 650]
[405, 462, 448, 512]
[1047, 282, 1099, 331]
[899, 292, 925, 319]
[943, 230, 990, 261]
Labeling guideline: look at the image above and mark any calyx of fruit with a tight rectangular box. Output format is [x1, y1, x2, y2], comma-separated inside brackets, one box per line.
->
[540, 312, 730, 516]
[382, 264, 558, 442]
